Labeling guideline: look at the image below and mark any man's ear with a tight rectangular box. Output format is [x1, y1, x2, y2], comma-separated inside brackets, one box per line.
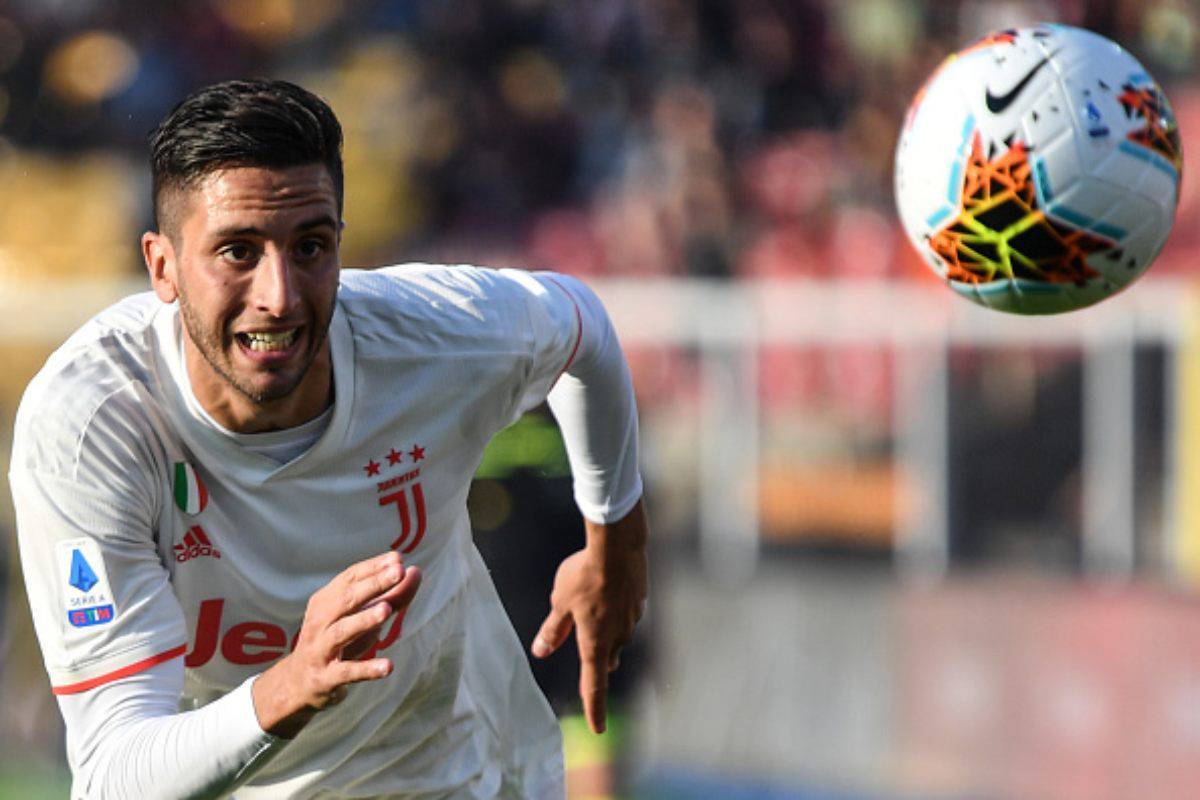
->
[143, 231, 178, 303]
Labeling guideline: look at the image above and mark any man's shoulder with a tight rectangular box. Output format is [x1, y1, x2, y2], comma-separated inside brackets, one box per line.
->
[339, 263, 529, 305]
[29, 290, 161, 393]
[13, 292, 165, 471]
[338, 264, 544, 344]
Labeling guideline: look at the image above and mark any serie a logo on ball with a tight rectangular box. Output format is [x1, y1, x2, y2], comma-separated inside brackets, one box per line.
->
[894, 24, 1182, 314]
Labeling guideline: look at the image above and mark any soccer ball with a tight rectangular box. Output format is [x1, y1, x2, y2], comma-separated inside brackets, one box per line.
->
[894, 24, 1182, 314]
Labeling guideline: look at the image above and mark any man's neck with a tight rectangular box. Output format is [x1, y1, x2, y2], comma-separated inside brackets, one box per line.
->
[184, 342, 334, 434]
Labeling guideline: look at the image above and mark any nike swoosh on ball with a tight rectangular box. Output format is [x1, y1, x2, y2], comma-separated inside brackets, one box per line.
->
[985, 54, 1053, 113]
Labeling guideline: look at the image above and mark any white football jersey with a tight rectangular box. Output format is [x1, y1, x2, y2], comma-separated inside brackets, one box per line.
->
[10, 264, 613, 797]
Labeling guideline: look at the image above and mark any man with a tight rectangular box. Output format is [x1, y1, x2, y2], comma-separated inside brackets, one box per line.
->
[10, 79, 648, 798]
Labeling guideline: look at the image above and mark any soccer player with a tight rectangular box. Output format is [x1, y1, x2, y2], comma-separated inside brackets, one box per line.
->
[10, 79, 648, 798]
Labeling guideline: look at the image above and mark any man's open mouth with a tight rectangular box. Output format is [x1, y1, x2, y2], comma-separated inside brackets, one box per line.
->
[236, 329, 299, 352]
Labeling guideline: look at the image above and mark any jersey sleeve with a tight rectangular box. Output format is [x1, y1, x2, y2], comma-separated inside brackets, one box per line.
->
[501, 270, 644, 523]
[495, 268, 586, 418]
[57, 663, 280, 799]
[11, 379, 189, 694]
[347, 263, 643, 524]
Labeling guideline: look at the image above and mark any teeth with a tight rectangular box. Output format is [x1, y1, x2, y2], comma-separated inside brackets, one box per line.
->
[242, 329, 297, 352]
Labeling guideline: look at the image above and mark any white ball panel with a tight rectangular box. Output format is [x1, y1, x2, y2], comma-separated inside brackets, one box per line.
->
[1030, 118, 1083, 201]
[1050, 177, 1137, 230]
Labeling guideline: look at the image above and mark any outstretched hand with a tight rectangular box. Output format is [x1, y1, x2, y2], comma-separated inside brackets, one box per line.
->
[532, 500, 649, 734]
[252, 550, 421, 738]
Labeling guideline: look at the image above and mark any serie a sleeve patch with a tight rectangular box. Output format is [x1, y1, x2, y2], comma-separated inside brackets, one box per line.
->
[56, 539, 118, 628]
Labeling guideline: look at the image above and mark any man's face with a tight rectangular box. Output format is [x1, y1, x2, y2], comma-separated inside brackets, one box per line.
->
[145, 164, 341, 428]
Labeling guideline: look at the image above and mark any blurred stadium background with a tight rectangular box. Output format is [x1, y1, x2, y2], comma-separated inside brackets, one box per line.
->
[0, 0, 1198, 797]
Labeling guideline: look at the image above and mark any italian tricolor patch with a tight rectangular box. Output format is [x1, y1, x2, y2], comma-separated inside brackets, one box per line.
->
[173, 462, 208, 515]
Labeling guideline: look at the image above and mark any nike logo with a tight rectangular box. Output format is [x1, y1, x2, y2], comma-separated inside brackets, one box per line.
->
[985, 53, 1055, 114]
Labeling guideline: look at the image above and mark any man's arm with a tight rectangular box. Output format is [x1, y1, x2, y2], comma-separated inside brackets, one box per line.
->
[54, 552, 419, 798]
[58, 664, 278, 800]
[520, 272, 649, 734]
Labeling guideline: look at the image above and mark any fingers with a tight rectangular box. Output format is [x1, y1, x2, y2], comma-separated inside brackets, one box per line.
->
[377, 565, 422, 612]
[341, 550, 404, 584]
[327, 552, 406, 618]
[336, 567, 422, 661]
[309, 656, 395, 711]
[319, 565, 414, 688]
[305, 555, 422, 661]
[330, 599, 393, 652]
[578, 646, 610, 734]
[532, 606, 574, 658]
[335, 657, 393, 687]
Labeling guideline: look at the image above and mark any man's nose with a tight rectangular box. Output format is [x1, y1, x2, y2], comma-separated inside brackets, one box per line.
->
[253, 250, 300, 318]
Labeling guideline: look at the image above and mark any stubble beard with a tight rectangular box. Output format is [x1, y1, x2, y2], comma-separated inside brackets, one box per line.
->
[177, 290, 333, 407]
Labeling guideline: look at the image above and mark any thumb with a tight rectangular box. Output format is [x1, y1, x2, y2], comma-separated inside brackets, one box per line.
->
[532, 606, 574, 659]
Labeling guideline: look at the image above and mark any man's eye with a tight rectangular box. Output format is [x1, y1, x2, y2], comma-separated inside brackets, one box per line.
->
[295, 238, 326, 259]
[220, 244, 255, 263]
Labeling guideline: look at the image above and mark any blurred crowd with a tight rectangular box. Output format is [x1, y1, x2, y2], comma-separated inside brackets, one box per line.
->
[1, 0, 1196, 277]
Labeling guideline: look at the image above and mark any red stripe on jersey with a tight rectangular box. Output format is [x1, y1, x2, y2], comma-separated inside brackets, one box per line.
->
[191, 525, 213, 547]
[546, 276, 584, 377]
[51, 644, 187, 695]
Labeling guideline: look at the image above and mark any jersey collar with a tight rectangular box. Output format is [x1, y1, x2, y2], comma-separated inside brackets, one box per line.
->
[152, 296, 356, 483]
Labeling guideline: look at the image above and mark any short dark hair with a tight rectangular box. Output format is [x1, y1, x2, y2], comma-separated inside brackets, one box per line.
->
[150, 79, 344, 234]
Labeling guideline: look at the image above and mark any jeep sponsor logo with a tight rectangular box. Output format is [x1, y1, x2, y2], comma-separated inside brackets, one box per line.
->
[184, 598, 406, 668]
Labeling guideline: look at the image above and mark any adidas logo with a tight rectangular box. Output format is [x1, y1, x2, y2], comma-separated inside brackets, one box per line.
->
[174, 525, 221, 563]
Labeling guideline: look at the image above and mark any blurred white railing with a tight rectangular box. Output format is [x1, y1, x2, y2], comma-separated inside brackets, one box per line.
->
[593, 277, 1198, 584]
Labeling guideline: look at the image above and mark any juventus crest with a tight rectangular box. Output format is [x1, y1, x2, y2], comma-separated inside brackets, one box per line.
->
[365, 444, 428, 554]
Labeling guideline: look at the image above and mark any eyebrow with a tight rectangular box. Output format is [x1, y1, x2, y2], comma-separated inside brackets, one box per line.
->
[212, 214, 340, 239]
